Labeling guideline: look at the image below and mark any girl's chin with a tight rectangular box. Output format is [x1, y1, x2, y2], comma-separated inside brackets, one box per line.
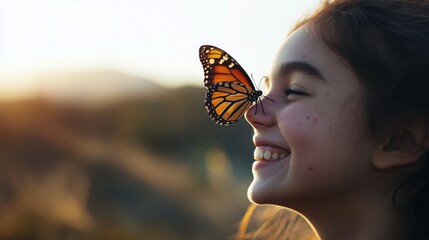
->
[247, 183, 265, 204]
[247, 178, 280, 205]
[247, 156, 292, 204]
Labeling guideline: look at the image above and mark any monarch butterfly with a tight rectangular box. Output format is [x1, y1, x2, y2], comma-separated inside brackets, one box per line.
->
[199, 45, 263, 126]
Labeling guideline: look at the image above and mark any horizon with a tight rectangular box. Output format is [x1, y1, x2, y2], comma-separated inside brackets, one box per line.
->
[0, 70, 202, 102]
[0, 0, 320, 100]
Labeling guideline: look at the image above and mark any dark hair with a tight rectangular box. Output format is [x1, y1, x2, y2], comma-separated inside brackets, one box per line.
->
[294, 1, 429, 238]
[294, 0, 429, 135]
[238, 0, 429, 239]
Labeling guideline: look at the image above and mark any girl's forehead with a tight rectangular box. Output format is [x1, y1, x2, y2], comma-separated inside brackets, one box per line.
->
[270, 27, 358, 86]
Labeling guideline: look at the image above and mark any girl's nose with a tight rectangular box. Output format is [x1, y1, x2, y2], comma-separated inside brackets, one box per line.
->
[245, 95, 276, 128]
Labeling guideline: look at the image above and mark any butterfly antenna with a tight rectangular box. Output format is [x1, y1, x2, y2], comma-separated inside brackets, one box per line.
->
[253, 76, 274, 115]
[257, 75, 266, 91]
[251, 74, 257, 87]
[260, 76, 274, 102]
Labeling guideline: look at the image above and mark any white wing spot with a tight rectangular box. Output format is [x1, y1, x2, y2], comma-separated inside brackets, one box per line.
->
[209, 59, 215, 64]
[228, 63, 235, 68]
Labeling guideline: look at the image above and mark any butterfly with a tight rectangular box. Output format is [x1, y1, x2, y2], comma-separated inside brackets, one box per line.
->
[199, 45, 263, 126]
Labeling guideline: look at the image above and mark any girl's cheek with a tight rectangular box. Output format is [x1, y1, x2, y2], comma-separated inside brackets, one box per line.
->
[278, 105, 334, 149]
[279, 107, 313, 140]
[280, 104, 328, 131]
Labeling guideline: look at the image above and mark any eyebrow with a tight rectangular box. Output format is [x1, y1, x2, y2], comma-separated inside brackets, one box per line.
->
[279, 61, 325, 81]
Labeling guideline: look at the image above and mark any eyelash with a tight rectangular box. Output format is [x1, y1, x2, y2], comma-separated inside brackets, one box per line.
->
[284, 86, 307, 96]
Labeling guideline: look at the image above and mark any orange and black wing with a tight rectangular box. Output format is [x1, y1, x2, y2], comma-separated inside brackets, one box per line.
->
[205, 82, 255, 126]
[199, 45, 256, 89]
[199, 45, 262, 126]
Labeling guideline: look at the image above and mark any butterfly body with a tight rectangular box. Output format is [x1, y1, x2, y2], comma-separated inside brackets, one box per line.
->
[199, 45, 262, 126]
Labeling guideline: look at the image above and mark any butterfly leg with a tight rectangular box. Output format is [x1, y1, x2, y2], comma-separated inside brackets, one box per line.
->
[264, 96, 275, 102]
[254, 100, 260, 115]
[254, 96, 274, 115]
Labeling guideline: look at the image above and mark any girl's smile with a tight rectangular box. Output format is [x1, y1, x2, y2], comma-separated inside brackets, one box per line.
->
[245, 26, 378, 209]
[252, 141, 291, 171]
[239, 1, 429, 239]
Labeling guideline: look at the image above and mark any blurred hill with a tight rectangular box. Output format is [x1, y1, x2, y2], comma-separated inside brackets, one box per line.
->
[35, 71, 166, 102]
[0, 71, 316, 239]
[0, 75, 254, 240]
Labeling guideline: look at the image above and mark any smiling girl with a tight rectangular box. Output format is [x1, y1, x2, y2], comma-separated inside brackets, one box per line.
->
[240, 0, 429, 239]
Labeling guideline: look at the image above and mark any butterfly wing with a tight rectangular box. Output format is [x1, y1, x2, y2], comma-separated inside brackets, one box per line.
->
[199, 45, 256, 90]
[205, 81, 254, 126]
[199, 45, 261, 125]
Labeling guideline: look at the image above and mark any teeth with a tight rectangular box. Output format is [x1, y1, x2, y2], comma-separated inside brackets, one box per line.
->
[253, 147, 289, 161]
[254, 148, 264, 160]
[272, 153, 279, 160]
[263, 151, 271, 160]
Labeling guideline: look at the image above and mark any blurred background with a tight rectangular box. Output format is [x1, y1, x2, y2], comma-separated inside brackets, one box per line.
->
[0, 0, 319, 239]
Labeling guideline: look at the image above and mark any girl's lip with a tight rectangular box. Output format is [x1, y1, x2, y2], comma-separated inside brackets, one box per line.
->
[252, 154, 290, 171]
[253, 138, 290, 152]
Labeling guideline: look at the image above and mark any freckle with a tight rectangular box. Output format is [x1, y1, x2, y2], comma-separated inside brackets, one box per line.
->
[308, 167, 313, 171]
[313, 118, 318, 123]
[318, 112, 322, 116]
[306, 116, 310, 120]
[297, 123, 302, 127]
[326, 92, 330, 96]
[303, 55, 306, 58]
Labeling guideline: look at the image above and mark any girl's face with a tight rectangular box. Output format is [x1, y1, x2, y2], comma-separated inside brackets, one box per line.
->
[245, 27, 379, 208]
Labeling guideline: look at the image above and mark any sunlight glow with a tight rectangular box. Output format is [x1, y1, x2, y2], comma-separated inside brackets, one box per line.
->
[0, 0, 320, 99]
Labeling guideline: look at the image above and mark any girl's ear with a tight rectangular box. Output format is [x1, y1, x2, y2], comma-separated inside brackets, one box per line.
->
[373, 119, 429, 170]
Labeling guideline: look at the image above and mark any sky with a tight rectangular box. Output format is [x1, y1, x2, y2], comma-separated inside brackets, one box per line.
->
[0, 0, 320, 99]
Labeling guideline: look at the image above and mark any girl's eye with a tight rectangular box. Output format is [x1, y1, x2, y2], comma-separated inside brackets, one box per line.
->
[284, 85, 307, 97]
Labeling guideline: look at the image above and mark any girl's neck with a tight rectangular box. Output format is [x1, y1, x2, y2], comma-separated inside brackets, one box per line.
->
[298, 186, 406, 240]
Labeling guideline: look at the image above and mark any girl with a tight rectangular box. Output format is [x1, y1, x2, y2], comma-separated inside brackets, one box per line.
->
[240, 0, 429, 239]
